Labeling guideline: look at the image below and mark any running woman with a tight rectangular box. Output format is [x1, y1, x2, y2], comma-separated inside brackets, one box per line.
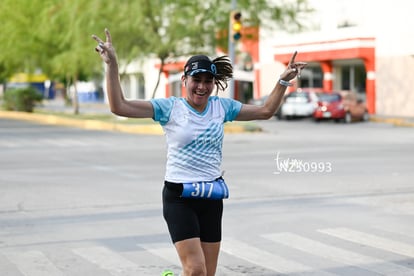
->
[92, 28, 306, 276]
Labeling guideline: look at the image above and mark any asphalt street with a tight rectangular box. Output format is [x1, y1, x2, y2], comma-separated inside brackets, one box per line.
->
[1, 117, 414, 275]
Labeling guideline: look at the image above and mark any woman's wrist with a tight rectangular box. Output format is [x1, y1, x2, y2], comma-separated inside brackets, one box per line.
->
[279, 79, 292, 87]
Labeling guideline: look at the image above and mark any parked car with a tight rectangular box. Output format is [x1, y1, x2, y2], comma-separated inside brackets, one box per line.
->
[313, 91, 369, 123]
[280, 90, 320, 119]
[248, 95, 283, 119]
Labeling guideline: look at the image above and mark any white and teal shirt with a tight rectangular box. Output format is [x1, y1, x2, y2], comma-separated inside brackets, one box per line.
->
[150, 96, 242, 183]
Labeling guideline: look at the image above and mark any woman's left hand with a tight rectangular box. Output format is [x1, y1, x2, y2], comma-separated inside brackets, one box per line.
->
[280, 51, 307, 81]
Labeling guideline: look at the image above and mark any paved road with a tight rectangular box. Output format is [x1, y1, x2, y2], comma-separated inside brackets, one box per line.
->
[1, 117, 414, 275]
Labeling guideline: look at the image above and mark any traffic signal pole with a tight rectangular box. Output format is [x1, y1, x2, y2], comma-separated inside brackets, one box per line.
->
[228, 0, 237, 99]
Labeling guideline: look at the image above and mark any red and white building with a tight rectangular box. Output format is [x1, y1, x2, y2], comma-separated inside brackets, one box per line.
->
[111, 0, 414, 117]
[262, 0, 414, 117]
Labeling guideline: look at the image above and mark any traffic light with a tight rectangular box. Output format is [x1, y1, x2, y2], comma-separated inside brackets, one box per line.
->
[230, 11, 242, 42]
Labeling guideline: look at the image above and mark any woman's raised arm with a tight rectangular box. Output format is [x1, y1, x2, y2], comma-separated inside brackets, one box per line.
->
[92, 29, 153, 118]
[236, 51, 306, 121]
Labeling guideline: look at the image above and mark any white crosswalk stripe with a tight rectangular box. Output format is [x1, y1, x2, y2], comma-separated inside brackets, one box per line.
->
[5, 250, 63, 276]
[2, 228, 414, 275]
[0, 140, 21, 148]
[137, 242, 237, 275]
[138, 242, 181, 266]
[221, 237, 337, 275]
[72, 246, 155, 275]
[318, 227, 414, 258]
[264, 232, 414, 276]
[376, 224, 414, 239]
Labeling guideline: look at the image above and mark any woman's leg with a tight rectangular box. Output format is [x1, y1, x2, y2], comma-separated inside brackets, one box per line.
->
[162, 183, 223, 275]
[175, 237, 207, 276]
[201, 241, 220, 276]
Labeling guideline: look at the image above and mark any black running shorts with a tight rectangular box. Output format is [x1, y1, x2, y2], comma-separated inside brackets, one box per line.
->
[163, 181, 223, 243]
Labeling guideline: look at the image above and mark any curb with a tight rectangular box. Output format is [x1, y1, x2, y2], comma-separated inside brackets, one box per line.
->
[0, 110, 260, 135]
[369, 116, 414, 127]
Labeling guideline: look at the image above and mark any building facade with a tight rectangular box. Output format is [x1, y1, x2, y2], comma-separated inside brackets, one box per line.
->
[108, 0, 414, 117]
[262, 0, 414, 117]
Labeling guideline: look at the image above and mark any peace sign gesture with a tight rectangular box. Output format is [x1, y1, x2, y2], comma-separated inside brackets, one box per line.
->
[280, 51, 307, 82]
[91, 28, 117, 65]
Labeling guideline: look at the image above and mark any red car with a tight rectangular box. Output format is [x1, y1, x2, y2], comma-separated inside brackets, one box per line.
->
[313, 91, 369, 123]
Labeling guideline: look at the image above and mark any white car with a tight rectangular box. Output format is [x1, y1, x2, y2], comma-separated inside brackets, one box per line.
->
[248, 95, 284, 119]
[280, 91, 319, 119]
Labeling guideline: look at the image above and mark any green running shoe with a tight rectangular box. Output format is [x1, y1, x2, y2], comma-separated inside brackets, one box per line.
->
[161, 270, 174, 276]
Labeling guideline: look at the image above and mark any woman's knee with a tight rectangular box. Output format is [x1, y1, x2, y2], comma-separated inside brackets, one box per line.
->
[175, 238, 207, 275]
[183, 260, 206, 276]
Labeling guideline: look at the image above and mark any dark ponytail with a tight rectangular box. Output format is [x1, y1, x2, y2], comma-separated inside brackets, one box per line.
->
[212, 56, 233, 92]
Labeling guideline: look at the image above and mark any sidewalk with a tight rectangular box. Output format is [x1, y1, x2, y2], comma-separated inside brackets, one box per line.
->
[0, 100, 262, 134]
[36, 99, 112, 115]
[1, 100, 413, 134]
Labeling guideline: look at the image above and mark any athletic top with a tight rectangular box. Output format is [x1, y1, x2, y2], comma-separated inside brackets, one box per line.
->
[150, 96, 242, 183]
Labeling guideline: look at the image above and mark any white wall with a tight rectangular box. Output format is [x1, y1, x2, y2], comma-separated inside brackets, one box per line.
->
[304, 0, 414, 56]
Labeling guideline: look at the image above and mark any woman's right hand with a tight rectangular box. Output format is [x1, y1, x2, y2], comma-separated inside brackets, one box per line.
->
[92, 28, 117, 65]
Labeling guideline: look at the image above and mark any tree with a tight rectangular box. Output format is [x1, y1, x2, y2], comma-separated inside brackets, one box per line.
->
[99, 0, 313, 98]
[0, 0, 47, 76]
[37, 0, 110, 114]
[0, 0, 312, 110]
[0, 0, 112, 113]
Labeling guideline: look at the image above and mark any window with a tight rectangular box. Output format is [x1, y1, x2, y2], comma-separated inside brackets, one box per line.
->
[299, 66, 323, 88]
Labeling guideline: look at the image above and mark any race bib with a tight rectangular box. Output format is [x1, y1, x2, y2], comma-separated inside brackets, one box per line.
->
[181, 179, 229, 200]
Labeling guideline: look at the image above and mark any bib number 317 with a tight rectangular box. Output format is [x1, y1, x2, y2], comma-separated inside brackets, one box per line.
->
[181, 179, 229, 200]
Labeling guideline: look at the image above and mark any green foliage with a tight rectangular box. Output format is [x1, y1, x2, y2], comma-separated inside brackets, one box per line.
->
[0, 0, 312, 83]
[2, 87, 43, 112]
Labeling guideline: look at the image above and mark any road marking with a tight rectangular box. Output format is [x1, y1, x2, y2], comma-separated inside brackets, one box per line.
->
[138, 242, 236, 275]
[318, 227, 414, 258]
[0, 140, 20, 148]
[376, 225, 414, 239]
[5, 250, 63, 276]
[72, 246, 139, 275]
[221, 237, 336, 275]
[264, 232, 414, 275]
[138, 242, 181, 266]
